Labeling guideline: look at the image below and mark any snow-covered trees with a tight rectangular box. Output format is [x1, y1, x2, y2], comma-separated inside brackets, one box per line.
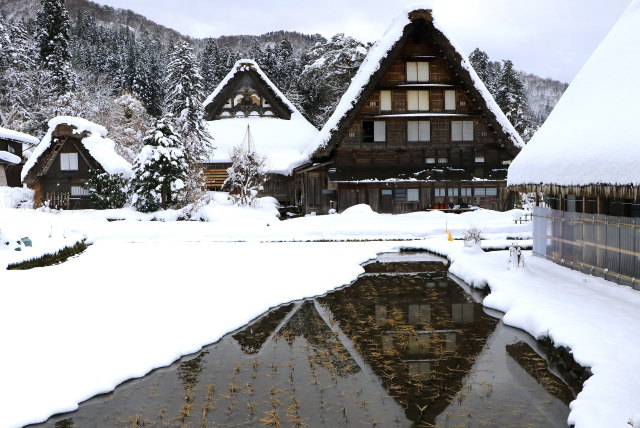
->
[164, 41, 212, 162]
[36, 0, 76, 94]
[130, 116, 189, 212]
[223, 126, 266, 206]
[469, 49, 536, 141]
[495, 60, 535, 141]
[84, 169, 129, 209]
[298, 34, 368, 126]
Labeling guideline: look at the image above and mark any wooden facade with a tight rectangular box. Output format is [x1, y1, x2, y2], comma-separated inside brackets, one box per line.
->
[23, 123, 102, 209]
[0, 137, 24, 188]
[297, 9, 521, 214]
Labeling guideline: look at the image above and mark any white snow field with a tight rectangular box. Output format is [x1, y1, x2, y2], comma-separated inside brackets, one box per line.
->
[1, 201, 639, 428]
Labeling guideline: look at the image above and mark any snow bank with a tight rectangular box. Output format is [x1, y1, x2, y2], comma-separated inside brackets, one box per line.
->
[0, 151, 21, 164]
[0, 186, 33, 209]
[21, 116, 132, 181]
[0, 126, 39, 146]
[508, 0, 640, 187]
[307, 5, 523, 157]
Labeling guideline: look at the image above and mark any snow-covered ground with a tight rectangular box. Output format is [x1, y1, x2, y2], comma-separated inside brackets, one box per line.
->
[1, 199, 639, 428]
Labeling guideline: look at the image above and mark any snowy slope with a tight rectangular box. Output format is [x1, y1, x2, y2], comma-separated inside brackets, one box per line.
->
[508, 0, 640, 187]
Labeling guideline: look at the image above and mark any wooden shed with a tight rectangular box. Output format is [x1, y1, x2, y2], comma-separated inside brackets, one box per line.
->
[21, 117, 132, 209]
[297, 8, 523, 215]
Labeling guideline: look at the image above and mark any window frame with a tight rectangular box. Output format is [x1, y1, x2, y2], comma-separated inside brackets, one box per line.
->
[60, 152, 79, 171]
[407, 120, 431, 142]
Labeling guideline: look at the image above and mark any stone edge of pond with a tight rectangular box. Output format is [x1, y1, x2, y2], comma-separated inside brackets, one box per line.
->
[6, 241, 88, 270]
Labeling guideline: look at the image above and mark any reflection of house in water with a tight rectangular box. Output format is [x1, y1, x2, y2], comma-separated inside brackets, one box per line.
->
[319, 260, 498, 425]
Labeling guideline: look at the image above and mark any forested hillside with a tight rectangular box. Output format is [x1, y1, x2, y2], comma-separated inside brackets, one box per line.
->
[0, 0, 565, 146]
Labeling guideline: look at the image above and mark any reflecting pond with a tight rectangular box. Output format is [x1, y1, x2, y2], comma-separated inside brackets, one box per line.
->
[31, 252, 574, 428]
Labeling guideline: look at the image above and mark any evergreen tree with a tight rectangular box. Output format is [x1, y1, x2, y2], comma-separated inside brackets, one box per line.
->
[36, 0, 76, 93]
[130, 116, 189, 212]
[495, 59, 535, 140]
[468, 47, 501, 94]
[84, 169, 129, 209]
[164, 40, 212, 162]
[223, 125, 266, 207]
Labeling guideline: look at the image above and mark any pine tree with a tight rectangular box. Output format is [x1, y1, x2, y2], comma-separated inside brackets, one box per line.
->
[223, 125, 266, 207]
[84, 169, 129, 209]
[495, 60, 535, 140]
[36, 0, 76, 94]
[164, 40, 212, 162]
[130, 116, 189, 212]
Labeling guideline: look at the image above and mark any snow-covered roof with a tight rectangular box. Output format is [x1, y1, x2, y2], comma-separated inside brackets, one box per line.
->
[508, 0, 640, 189]
[206, 117, 319, 175]
[204, 59, 319, 175]
[306, 6, 524, 158]
[0, 151, 21, 165]
[21, 116, 132, 182]
[0, 126, 39, 146]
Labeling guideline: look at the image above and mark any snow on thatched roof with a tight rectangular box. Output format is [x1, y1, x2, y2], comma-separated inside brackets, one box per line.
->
[508, 0, 640, 191]
[0, 126, 39, 146]
[21, 116, 132, 181]
[306, 6, 524, 159]
[204, 59, 319, 175]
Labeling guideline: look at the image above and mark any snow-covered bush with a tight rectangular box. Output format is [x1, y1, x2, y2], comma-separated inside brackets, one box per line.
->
[463, 224, 483, 247]
[223, 141, 266, 207]
[0, 186, 34, 209]
[130, 116, 189, 212]
[83, 169, 129, 209]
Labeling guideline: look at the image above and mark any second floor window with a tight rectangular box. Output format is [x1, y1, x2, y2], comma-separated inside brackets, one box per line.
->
[451, 121, 474, 141]
[363, 121, 386, 142]
[60, 152, 78, 171]
[407, 90, 429, 111]
[407, 121, 430, 142]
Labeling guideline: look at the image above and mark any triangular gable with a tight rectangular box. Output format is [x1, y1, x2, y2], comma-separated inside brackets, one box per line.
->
[308, 7, 524, 160]
[204, 59, 297, 121]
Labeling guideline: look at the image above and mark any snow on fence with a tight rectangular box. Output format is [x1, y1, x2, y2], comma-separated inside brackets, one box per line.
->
[533, 206, 640, 289]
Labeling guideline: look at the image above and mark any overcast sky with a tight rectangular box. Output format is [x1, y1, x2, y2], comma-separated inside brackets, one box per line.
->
[91, 0, 631, 82]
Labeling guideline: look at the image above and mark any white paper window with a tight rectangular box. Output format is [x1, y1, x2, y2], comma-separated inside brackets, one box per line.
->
[407, 90, 429, 111]
[70, 185, 89, 196]
[475, 188, 486, 196]
[435, 188, 446, 197]
[448, 188, 459, 197]
[437, 157, 448, 164]
[486, 188, 498, 196]
[373, 121, 386, 142]
[406, 62, 429, 82]
[224, 98, 232, 108]
[407, 189, 420, 202]
[8, 145, 15, 154]
[425, 157, 436, 164]
[381, 189, 393, 195]
[461, 188, 472, 196]
[451, 121, 474, 141]
[60, 153, 78, 171]
[475, 155, 485, 163]
[407, 121, 430, 142]
[444, 90, 456, 110]
[380, 90, 392, 111]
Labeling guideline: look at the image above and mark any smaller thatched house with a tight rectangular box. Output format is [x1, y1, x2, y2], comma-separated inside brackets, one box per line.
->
[21, 116, 132, 209]
[0, 127, 39, 187]
[202, 59, 319, 205]
[507, 0, 640, 287]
